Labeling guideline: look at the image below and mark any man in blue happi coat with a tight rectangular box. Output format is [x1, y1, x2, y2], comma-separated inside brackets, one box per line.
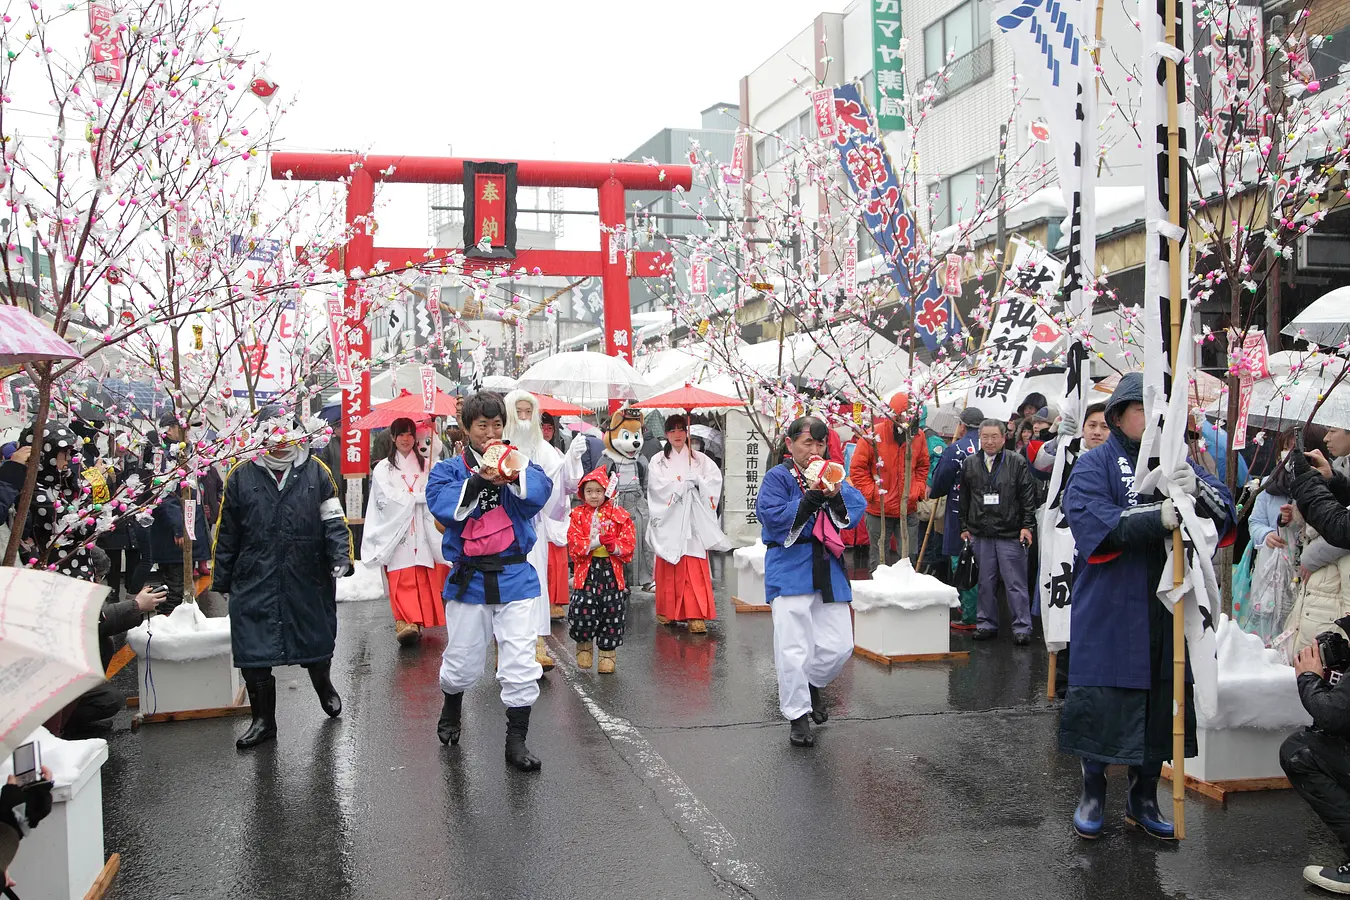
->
[756, 416, 868, 748]
[1060, 373, 1234, 840]
[426, 392, 553, 772]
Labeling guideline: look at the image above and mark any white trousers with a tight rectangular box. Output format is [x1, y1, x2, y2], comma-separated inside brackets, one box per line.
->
[527, 537, 551, 637]
[439, 598, 542, 708]
[772, 592, 853, 720]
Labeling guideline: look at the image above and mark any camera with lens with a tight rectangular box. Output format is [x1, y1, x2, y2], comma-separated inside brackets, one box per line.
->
[1315, 615, 1350, 682]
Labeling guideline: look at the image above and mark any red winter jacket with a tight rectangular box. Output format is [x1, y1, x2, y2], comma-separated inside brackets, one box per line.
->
[848, 393, 930, 518]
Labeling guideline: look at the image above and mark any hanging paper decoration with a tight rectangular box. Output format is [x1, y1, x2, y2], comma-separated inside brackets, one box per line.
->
[842, 240, 858, 298]
[250, 71, 279, 105]
[421, 366, 436, 415]
[193, 324, 204, 350]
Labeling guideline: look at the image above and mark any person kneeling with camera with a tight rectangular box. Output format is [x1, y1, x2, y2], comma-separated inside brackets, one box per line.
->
[1282, 620, 1350, 894]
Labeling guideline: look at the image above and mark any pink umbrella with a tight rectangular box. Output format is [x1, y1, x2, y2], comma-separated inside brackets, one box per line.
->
[0, 305, 80, 365]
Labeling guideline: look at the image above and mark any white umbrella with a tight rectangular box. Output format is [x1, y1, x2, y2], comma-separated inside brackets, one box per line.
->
[479, 374, 517, 392]
[1283, 285, 1350, 347]
[1235, 367, 1350, 430]
[0, 568, 107, 759]
[515, 351, 651, 405]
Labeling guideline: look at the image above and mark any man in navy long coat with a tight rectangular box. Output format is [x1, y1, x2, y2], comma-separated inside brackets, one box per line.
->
[212, 408, 353, 750]
[1060, 373, 1233, 840]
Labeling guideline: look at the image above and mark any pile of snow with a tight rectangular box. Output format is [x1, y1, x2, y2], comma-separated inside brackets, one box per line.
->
[337, 560, 387, 603]
[852, 560, 959, 613]
[0, 726, 105, 790]
[126, 602, 231, 662]
[1197, 615, 1313, 731]
[732, 541, 766, 576]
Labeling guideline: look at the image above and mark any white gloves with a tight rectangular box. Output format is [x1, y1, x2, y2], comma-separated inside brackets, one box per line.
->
[567, 434, 589, 460]
[1057, 406, 1079, 437]
[1169, 464, 1197, 495]
[1161, 498, 1179, 530]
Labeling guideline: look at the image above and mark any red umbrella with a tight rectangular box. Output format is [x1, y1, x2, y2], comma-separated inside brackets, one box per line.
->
[533, 393, 593, 416]
[630, 384, 746, 412]
[351, 388, 459, 431]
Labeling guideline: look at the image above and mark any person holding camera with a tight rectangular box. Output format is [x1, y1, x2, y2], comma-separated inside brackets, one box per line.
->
[1, 765, 54, 894]
[1281, 629, 1350, 895]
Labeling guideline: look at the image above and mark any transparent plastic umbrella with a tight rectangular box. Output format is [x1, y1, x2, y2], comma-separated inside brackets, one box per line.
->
[515, 351, 652, 407]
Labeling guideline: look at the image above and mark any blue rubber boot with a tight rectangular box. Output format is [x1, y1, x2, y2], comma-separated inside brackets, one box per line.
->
[1125, 764, 1176, 841]
[1073, 759, 1108, 839]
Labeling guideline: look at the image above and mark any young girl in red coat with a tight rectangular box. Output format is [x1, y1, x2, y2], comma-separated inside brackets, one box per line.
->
[567, 467, 637, 673]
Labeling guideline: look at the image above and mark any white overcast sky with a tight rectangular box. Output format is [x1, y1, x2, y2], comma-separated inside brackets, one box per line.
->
[224, 0, 846, 249]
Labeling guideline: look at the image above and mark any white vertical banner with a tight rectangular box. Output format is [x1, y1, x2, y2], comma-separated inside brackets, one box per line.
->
[421, 366, 437, 414]
[722, 410, 763, 548]
[997, 0, 1098, 652]
[842, 241, 858, 298]
[1134, 0, 1219, 719]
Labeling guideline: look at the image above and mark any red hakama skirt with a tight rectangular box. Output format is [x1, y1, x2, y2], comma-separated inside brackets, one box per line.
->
[548, 542, 570, 607]
[654, 556, 716, 622]
[386, 564, 449, 628]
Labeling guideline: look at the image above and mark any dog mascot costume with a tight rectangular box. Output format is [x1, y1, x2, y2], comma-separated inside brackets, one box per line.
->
[567, 409, 654, 591]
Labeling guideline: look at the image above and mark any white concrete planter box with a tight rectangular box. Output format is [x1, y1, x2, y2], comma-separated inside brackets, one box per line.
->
[8, 742, 109, 900]
[1190, 725, 1298, 783]
[854, 602, 951, 658]
[136, 651, 242, 715]
[735, 567, 766, 608]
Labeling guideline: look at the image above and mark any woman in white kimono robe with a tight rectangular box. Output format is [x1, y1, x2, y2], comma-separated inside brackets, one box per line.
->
[361, 418, 448, 645]
[503, 390, 569, 669]
[648, 415, 730, 633]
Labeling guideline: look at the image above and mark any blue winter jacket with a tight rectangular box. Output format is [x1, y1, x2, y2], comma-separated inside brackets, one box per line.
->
[757, 463, 867, 603]
[930, 433, 978, 556]
[426, 453, 552, 605]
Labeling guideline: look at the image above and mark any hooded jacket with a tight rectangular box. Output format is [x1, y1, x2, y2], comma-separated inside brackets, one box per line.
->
[567, 467, 637, 591]
[848, 392, 930, 518]
[1063, 372, 1235, 689]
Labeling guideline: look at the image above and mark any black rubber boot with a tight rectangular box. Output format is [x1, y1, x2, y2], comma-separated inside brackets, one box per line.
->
[809, 684, 829, 724]
[1073, 759, 1108, 839]
[1125, 765, 1176, 840]
[505, 706, 542, 772]
[789, 713, 815, 747]
[236, 677, 277, 750]
[307, 661, 342, 718]
[437, 692, 463, 746]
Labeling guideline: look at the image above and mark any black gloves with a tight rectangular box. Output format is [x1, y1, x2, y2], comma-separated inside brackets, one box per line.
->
[464, 473, 494, 505]
[0, 778, 54, 833]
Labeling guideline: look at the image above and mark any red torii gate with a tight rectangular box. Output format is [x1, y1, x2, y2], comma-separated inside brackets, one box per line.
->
[269, 152, 693, 478]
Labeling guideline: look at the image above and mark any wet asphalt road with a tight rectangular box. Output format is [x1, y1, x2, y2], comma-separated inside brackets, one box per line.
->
[99, 556, 1337, 900]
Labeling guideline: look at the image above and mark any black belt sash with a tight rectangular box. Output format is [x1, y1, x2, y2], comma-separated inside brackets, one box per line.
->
[765, 535, 837, 604]
[449, 553, 528, 605]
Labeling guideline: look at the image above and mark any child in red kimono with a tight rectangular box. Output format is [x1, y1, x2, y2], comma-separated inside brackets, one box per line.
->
[567, 467, 636, 674]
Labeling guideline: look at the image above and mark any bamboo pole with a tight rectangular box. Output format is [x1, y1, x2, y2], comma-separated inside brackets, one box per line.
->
[1047, 652, 1058, 700]
[1163, 0, 1188, 840]
[916, 506, 937, 574]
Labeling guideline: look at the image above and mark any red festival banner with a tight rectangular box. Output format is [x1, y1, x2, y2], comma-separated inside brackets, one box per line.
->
[89, 3, 124, 84]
